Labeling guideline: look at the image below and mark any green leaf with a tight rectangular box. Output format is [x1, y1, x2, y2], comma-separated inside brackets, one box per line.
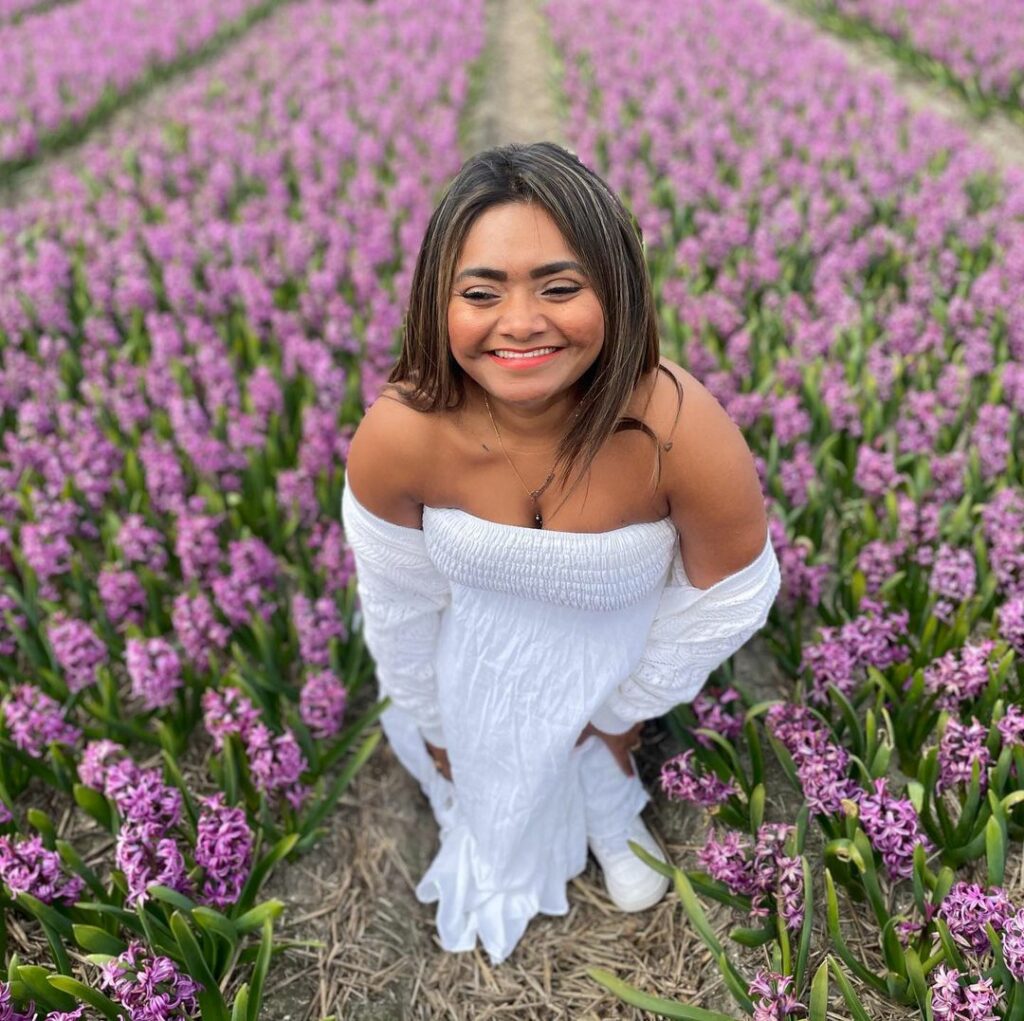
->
[234, 899, 285, 935]
[935, 918, 967, 973]
[48, 975, 123, 1021]
[587, 967, 738, 1019]
[57, 840, 107, 900]
[728, 924, 775, 947]
[27, 808, 56, 848]
[809, 958, 830, 1021]
[248, 918, 273, 1021]
[905, 946, 932, 1020]
[823, 870, 888, 996]
[234, 834, 299, 915]
[161, 749, 198, 834]
[72, 924, 125, 956]
[16, 966, 77, 1011]
[170, 912, 229, 1021]
[298, 729, 381, 840]
[16, 892, 74, 938]
[72, 783, 113, 830]
[715, 949, 754, 1015]
[828, 956, 874, 1021]
[748, 783, 765, 834]
[794, 857, 814, 993]
[147, 884, 196, 914]
[674, 868, 722, 957]
[231, 983, 250, 1021]
[192, 906, 239, 951]
[987, 812, 1007, 886]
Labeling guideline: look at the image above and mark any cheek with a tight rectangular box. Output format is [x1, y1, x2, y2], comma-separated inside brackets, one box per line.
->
[447, 304, 479, 346]
[561, 300, 605, 343]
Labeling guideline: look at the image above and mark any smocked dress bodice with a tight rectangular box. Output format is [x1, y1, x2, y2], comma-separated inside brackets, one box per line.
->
[421, 505, 678, 611]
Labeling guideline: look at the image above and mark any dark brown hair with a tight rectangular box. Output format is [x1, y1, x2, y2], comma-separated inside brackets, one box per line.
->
[387, 141, 682, 497]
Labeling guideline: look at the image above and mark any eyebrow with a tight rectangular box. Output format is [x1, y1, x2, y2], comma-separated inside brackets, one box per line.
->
[454, 261, 584, 283]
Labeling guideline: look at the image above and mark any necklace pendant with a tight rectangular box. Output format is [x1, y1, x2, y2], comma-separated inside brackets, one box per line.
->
[534, 510, 543, 528]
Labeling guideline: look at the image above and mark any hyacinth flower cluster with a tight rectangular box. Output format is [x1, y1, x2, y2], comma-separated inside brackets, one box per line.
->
[97, 941, 201, 1021]
[80, 740, 190, 906]
[202, 687, 309, 810]
[698, 823, 804, 931]
[811, 0, 1024, 114]
[0, 834, 84, 905]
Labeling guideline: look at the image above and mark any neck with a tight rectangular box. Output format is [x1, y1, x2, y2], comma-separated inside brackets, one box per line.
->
[476, 381, 581, 450]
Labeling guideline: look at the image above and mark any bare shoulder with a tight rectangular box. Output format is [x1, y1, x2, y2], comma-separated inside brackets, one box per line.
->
[649, 357, 769, 588]
[344, 385, 435, 528]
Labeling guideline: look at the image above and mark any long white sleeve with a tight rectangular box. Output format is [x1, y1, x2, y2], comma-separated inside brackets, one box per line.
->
[589, 532, 781, 734]
[341, 483, 451, 747]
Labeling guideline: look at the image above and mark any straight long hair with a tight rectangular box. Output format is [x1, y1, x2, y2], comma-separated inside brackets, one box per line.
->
[387, 141, 682, 497]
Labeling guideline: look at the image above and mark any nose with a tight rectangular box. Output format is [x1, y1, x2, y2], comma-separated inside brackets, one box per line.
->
[497, 289, 547, 341]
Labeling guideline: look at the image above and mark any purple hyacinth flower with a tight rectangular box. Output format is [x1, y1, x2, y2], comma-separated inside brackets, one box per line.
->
[194, 793, 254, 909]
[938, 882, 1013, 956]
[749, 969, 806, 1020]
[47, 611, 109, 692]
[936, 718, 992, 795]
[201, 686, 260, 751]
[125, 636, 183, 711]
[858, 777, 933, 881]
[0, 834, 84, 905]
[299, 670, 348, 740]
[930, 964, 1003, 1021]
[97, 939, 202, 1019]
[2, 685, 81, 758]
[660, 748, 738, 808]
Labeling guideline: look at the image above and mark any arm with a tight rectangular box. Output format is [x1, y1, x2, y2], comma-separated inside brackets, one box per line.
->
[341, 392, 450, 747]
[589, 369, 780, 734]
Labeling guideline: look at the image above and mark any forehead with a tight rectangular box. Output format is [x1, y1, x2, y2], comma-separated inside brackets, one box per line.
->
[457, 203, 573, 264]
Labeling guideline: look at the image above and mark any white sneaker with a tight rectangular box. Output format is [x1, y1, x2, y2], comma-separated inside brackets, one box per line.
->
[588, 815, 671, 912]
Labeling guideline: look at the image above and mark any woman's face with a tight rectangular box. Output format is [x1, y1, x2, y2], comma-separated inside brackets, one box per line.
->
[447, 202, 604, 412]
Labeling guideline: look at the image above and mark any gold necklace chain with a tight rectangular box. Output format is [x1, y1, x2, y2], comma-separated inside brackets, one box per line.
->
[483, 391, 580, 529]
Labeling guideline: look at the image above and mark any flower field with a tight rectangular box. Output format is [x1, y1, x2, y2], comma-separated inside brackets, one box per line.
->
[2, 0, 1024, 1014]
[0, 0, 289, 169]
[0, 0, 481, 1016]
[799, 0, 1024, 119]
[546, 0, 1024, 1015]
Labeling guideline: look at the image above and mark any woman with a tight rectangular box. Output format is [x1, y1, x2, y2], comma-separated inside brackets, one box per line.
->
[341, 141, 780, 964]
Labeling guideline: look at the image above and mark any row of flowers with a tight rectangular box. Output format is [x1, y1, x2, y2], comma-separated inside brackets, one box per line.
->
[0, 0, 60, 27]
[800, 0, 1024, 118]
[0, 0, 283, 169]
[0, 0, 483, 1014]
[544, 0, 1024, 1015]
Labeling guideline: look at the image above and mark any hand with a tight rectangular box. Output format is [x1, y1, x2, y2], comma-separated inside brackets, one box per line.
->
[575, 720, 644, 777]
[424, 739, 452, 781]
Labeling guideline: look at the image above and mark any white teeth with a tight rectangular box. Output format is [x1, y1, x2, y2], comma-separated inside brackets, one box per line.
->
[493, 348, 558, 359]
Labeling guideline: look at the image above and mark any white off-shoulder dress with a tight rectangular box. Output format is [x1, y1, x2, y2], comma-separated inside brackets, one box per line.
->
[341, 483, 780, 964]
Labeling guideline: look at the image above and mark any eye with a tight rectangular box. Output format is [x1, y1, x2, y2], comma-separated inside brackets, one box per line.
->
[459, 285, 582, 301]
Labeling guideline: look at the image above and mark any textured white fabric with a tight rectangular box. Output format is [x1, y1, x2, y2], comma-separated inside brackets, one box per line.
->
[340, 482, 779, 963]
[589, 532, 781, 734]
[341, 484, 451, 745]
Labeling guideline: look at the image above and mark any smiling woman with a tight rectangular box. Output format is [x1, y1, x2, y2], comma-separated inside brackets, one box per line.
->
[340, 141, 779, 965]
